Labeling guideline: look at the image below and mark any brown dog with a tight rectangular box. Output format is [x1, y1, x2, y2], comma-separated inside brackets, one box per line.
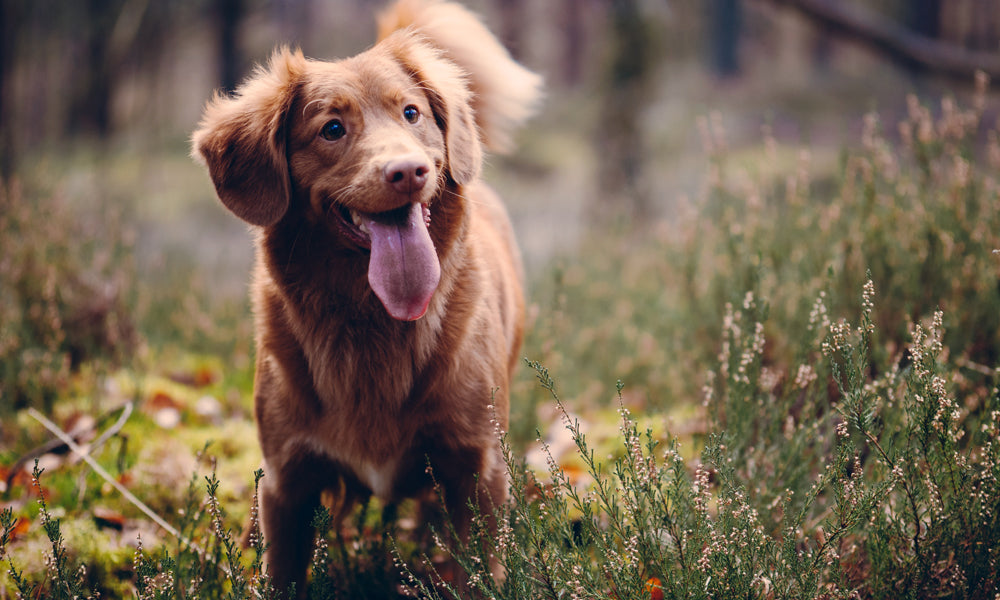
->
[192, 0, 540, 594]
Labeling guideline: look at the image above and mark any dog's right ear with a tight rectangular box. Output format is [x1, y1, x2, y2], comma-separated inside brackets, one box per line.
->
[192, 48, 306, 227]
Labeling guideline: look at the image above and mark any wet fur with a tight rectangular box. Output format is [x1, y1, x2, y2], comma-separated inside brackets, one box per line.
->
[192, 0, 540, 594]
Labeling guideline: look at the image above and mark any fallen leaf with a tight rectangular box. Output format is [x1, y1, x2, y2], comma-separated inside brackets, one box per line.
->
[645, 576, 664, 600]
[4, 516, 31, 542]
[167, 366, 218, 388]
[147, 390, 184, 411]
[93, 506, 126, 531]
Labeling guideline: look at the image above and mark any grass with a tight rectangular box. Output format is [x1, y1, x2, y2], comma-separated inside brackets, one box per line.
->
[2, 78, 1000, 598]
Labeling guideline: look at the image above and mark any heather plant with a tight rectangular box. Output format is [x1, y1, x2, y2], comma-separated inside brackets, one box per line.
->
[4, 80, 1000, 599]
[399, 279, 998, 600]
[3, 284, 998, 598]
[0, 180, 136, 413]
[522, 73, 1000, 420]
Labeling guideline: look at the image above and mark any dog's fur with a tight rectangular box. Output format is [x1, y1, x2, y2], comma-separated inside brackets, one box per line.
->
[192, 0, 541, 594]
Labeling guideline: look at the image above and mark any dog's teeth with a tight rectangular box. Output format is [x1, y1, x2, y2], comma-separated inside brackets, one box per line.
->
[350, 209, 370, 233]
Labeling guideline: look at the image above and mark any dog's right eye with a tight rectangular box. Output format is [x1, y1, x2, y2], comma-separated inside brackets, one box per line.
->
[320, 120, 346, 141]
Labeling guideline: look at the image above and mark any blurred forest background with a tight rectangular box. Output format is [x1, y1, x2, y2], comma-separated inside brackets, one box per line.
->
[2, 0, 998, 289]
[1, 0, 999, 432]
[3, 0, 1000, 464]
[3, 1, 1000, 597]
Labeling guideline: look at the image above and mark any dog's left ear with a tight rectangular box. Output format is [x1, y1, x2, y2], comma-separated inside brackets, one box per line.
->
[192, 48, 306, 227]
[385, 34, 482, 186]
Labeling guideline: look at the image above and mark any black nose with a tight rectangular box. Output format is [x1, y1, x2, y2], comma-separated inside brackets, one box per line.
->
[384, 157, 430, 194]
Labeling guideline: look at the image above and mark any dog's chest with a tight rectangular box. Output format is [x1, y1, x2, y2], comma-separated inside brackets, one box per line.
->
[304, 385, 424, 500]
[304, 422, 410, 500]
[357, 460, 398, 499]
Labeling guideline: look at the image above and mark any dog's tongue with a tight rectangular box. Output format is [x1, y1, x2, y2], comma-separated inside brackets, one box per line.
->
[364, 203, 440, 321]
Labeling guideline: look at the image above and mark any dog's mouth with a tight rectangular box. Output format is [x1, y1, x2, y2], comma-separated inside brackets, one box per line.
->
[333, 203, 432, 249]
[333, 202, 440, 321]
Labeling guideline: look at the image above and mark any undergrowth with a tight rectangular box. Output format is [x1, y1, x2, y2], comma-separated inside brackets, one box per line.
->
[2, 80, 1000, 598]
[520, 72, 1000, 425]
[0, 181, 136, 413]
[4, 277, 997, 599]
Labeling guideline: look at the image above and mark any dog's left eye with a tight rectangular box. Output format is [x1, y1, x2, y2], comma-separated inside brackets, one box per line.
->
[403, 105, 420, 124]
[320, 119, 346, 141]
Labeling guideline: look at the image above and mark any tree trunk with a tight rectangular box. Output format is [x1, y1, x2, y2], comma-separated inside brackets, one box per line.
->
[559, 0, 587, 86]
[66, 0, 118, 138]
[0, 0, 14, 178]
[215, 0, 245, 94]
[496, 0, 527, 60]
[709, 0, 742, 77]
[594, 0, 655, 224]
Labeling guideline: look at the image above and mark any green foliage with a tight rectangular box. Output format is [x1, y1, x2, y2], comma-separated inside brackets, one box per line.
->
[400, 282, 998, 600]
[522, 78, 1000, 423]
[3, 83, 1000, 599]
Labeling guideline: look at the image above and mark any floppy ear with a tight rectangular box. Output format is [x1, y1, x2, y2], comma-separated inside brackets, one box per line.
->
[384, 33, 482, 186]
[191, 48, 306, 227]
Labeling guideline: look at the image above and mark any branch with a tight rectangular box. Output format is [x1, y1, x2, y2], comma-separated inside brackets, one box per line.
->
[27, 407, 236, 579]
[765, 0, 1000, 80]
[26, 408, 186, 542]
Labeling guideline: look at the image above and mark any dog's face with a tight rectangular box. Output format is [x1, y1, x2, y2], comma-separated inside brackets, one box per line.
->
[193, 34, 483, 320]
[288, 54, 444, 234]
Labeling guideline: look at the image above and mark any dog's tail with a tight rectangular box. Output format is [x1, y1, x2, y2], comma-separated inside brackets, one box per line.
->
[377, 0, 543, 153]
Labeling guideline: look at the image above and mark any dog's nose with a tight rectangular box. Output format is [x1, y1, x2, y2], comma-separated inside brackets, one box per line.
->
[384, 156, 430, 194]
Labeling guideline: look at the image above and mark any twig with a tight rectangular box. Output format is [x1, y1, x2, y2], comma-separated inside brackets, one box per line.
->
[6, 402, 135, 491]
[26, 408, 234, 578]
[76, 401, 135, 504]
[954, 357, 998, 377]
[90, 400, 134, 452]
[27, 407, 186, 541]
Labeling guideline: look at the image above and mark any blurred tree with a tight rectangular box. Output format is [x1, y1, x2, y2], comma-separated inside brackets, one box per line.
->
[769, 0, 1000, 79]
[0, 0, 14, 178]
[558, 0, 589, 87]
[907, 0, 940, 40]
[594, 0, 658, 224]
[904, 0, 940, 75]
[214, 0, 246, 93]
[67, 0, 123, 138]
[496, 0, 528, 60]
[709, 0, 742, 77]
[271, 0, 316, 52]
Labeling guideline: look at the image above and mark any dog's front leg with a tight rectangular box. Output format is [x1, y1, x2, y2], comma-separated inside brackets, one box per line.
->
[259, 466, 321, 599]
[424, 445, 507, 596]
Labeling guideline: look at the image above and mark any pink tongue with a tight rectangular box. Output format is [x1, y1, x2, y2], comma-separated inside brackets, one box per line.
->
[364, 203, 440, 321]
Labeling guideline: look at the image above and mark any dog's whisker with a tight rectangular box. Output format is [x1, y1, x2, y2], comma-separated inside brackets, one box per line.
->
[439, 186, 490, 207]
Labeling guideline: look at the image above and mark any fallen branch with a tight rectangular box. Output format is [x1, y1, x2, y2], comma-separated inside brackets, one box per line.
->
[6, 402, 133, 491]
[26, 408, 235, 577]
[74, 401, 135, 504]
[27, 407, 187, 542]
[765, 0, 1000, 80]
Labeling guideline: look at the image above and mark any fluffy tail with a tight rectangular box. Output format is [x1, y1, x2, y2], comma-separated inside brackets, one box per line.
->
[377, 0, 543, 153]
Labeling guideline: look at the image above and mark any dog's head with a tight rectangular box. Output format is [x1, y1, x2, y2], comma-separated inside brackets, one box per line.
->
[192, 34, 482, 321]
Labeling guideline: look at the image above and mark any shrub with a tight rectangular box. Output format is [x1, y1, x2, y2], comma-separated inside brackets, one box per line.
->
[407, 281, 999, 599]
[0, 180, 135, 413]
[522, 74, 1000, 421]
